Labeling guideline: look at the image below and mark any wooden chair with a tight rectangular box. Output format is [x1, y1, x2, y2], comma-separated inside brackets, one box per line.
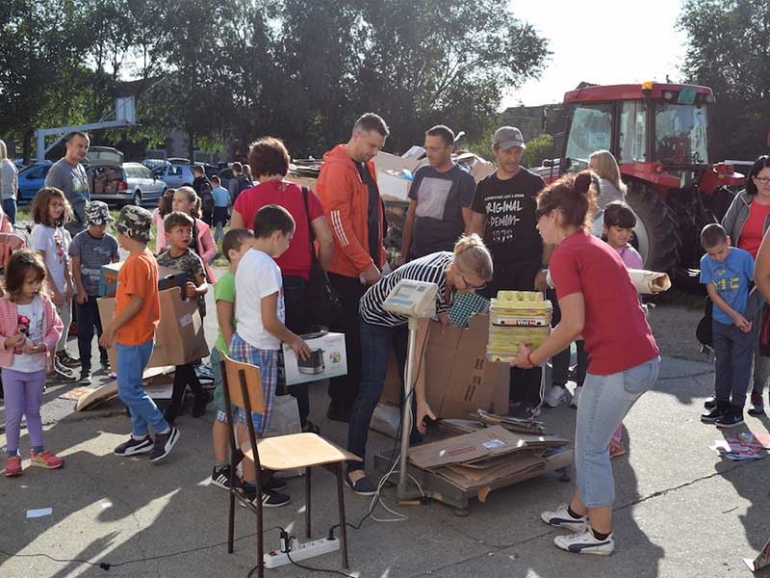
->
[220, 354, 360, 577]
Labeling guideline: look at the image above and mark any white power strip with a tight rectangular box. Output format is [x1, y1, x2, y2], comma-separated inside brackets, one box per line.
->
[263, 537, 341, 569]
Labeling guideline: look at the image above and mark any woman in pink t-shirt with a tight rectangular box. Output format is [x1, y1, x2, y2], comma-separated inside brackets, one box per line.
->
[510, 171, 660, 556]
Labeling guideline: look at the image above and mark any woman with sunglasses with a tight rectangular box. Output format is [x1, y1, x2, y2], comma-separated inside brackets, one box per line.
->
[343, 234, 493, 496]
[510, 171, 659, 555]
[722, 155, 770, 416]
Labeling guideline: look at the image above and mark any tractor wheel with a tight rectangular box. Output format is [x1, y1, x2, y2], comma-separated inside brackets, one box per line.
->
[625, 181, 682, 273]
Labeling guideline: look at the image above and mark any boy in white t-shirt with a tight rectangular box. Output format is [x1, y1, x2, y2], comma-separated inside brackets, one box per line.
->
[231, 204, 310, 507]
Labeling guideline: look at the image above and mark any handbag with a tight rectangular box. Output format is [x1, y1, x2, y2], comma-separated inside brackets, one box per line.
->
[301, 186, 342, 329]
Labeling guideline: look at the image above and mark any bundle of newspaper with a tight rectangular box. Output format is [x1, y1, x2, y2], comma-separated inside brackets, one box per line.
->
[486, 291, 552, 362]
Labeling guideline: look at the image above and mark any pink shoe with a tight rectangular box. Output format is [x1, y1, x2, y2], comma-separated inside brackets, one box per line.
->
[4, 455, 22, 477]
[609, 442, 626, 459]
[30, 450, 64, 469]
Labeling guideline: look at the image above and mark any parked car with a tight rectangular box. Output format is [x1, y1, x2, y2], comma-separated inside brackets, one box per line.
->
[153, 163, 219, 189]
[17, 161, 53, 201]
[88, 162, 166, 207]
[152, 164, 196, 188]
[141, 158, 171, 172]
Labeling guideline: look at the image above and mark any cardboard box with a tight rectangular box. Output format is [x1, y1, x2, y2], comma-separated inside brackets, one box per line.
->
[98, 286, 209, 369]
[382, 315, 510, 419]
[98, 261, 187, 297]
[281, 331, 347, 386]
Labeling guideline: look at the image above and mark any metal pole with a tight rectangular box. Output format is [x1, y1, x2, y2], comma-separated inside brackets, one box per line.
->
[397, 316, 419, 499]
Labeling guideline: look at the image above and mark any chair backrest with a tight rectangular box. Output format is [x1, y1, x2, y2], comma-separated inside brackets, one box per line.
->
[221, 353, 265, 415]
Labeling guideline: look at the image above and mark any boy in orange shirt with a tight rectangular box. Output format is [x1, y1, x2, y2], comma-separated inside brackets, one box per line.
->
[100, 206, 180, 462]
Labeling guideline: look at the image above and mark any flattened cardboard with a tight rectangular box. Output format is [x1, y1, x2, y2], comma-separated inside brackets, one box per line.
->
[382, 315, 510, 419]
[98, 287, 209, 370]
[408, 426, 568, 470]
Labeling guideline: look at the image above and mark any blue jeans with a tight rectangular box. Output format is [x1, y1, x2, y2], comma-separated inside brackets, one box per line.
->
[116, 340, 169, 437]
[713, 320, 754, 408]
[575, 357, 660, 508]
[347, 320, 409, 472]
[2, 198, 16, 225]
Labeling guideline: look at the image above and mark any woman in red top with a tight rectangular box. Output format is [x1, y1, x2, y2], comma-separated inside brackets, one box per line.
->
[230, 137, 334, 432]
[721, 155, 770, 415]
[510, 171, 660, 556]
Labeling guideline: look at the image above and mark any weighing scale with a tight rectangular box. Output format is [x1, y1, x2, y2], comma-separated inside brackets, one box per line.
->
[381, 279, 438, 499]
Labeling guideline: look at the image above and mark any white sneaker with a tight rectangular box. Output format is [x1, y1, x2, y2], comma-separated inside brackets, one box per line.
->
[541, 503, 588, 532]
[544, 385, 568, 408]
[570, 386, 582, 408]
[554, 528, 615, 555]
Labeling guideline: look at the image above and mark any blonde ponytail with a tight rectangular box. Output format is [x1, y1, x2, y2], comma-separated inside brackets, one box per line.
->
[453, 234, 493, 282]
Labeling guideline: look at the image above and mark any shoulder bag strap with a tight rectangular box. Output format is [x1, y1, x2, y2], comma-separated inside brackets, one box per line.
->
[301, 186, 318, 265]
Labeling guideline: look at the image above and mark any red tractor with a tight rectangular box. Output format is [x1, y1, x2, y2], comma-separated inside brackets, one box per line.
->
[557, 82, 744, 278]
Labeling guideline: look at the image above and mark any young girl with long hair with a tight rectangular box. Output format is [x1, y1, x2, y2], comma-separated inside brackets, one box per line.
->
[30, 187, 78, 376]
[1, 250, 65, 476]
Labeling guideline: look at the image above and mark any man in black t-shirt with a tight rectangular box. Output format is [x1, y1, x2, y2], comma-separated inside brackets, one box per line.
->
[469, 126, 549, 417]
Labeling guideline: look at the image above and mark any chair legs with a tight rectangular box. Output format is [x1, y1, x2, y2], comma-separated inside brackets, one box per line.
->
[256, 480, 265, 578]
[336, 463, 350, 569]
[227, 484, 235, 554]
[305, 466, 312, 539]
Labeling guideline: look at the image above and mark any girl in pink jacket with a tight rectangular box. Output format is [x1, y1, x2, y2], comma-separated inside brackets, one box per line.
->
[1, 250, 64, 477]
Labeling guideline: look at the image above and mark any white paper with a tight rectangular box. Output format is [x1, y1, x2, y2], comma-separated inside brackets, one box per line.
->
[26, 508, 52, 518]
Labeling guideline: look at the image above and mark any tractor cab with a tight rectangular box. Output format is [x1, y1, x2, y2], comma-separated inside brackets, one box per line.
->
[560, 82, 743, 274]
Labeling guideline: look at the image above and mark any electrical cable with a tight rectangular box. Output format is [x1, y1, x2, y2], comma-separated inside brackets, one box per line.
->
[0, 526, 285, 572]
[328, 322, 433, 537]
[286, 548, 356, 577]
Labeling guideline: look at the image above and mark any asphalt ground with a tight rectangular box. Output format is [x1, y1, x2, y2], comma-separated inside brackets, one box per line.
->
[1, 277, 769, 578]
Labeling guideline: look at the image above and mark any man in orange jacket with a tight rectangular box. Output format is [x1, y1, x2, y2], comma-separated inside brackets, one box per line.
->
[316, 113, 389, 422]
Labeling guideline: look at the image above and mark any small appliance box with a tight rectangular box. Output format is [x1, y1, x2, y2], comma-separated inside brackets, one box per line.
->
[97, 286, 209, 369]
[282, 331, 347, 386]
[98, 261, 187, 297]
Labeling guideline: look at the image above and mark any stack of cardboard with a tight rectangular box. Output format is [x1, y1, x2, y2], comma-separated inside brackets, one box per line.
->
[487, 291, 552, 362]
[408, 425, 571, 491]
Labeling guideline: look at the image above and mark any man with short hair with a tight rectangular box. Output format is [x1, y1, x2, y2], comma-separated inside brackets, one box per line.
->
[228, 161, 251, 204]
[469, 126, 549, 418]
[45, 131, 90, 236]
[316, 112, 389, 422]
[400, 125, 475, 260]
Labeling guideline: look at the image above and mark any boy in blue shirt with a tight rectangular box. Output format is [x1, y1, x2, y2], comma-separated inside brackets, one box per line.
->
[700, 223, 755, 428]
[210, 175, 230, 243]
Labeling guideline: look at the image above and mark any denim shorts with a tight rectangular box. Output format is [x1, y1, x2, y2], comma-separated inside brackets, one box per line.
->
[574, 357, 660, 508]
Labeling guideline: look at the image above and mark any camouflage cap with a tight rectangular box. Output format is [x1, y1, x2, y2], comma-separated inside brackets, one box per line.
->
[114, 205, 153, 242]
[85, 201, 113, 225]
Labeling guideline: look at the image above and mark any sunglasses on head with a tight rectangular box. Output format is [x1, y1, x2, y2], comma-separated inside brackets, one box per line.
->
[535, 206, 552, 219]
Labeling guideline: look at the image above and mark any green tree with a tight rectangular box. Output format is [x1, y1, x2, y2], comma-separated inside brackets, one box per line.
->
[679, 0, 770, 159]
[522, 133, 557, 168]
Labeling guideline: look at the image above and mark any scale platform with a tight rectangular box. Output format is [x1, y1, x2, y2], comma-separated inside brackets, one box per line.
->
[373, 445, 572, 516]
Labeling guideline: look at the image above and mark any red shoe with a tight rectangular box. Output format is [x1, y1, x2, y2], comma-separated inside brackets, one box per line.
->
[30, 450, 64, 469]
[4, 455, 22, 477]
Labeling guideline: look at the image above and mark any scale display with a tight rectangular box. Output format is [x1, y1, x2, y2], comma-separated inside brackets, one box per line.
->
[382, 280, 438, 318]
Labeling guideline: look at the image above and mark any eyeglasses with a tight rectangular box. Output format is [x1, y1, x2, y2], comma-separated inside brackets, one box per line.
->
[458, 272, 486, 291]
[754, 176, 770, 185]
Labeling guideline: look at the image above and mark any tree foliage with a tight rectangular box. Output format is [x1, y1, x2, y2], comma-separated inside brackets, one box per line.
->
[0, 0, 549, 161]
[679, 0, 770, 159]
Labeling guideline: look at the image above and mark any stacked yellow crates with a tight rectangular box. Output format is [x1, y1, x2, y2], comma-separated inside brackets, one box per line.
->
[487, 291, 552, 362]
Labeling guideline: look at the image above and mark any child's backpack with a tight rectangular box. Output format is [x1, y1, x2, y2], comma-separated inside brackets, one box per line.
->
[234, 174, 252, 203]
[199, 180, 214, 215]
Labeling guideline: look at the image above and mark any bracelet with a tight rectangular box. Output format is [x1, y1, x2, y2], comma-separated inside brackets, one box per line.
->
[526, 352, 536, 367]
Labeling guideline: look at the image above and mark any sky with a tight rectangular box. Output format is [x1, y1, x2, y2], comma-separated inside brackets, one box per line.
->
[503, 0, 689, 108]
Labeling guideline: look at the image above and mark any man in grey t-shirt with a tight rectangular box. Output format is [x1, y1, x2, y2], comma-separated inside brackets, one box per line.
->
[400, 125, 475, 260]
[45, 131, 91, 236]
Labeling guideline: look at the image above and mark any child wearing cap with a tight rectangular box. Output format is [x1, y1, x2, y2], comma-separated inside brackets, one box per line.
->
[99, 205, 180, 463]
[69, 201, 120, 384]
